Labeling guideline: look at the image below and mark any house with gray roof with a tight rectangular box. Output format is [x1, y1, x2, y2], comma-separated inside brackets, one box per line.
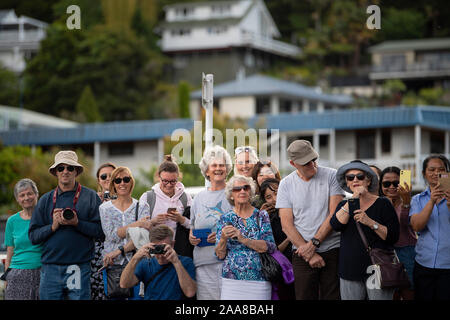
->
[0, 9, 47, 73]
[369, 38, 450, 91]
[158, 0, 301, 85]
[190, 74, 353, 119]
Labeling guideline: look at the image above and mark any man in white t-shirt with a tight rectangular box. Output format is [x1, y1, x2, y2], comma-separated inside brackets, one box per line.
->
[276, 140, 344, 300]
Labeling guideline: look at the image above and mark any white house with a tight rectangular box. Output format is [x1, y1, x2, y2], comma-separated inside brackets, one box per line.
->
[158, 0, 301, 85]
[0, 9, 47, 73]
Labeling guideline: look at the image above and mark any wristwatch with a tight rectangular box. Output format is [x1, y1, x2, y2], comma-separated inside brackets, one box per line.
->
[372, 223, 379, 231]
[118, 245, 125, 256]
[311, 238, 321, 248]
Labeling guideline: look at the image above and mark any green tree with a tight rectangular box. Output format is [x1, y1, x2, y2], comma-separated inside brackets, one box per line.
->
[74, 85, 103, 122]
[178, 81, 191, 118]
[0, 65, 19, 106]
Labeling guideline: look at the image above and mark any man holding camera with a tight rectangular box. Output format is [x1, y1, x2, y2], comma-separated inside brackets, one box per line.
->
[29, 150, 104, 300]
[120, 224, 196, 300]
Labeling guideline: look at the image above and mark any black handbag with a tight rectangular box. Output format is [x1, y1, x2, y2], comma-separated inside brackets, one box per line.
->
[256, 211, 283, 283]
[104, 202, 140, 299]
[174, 206, 194, 258]
[355, 221, 410, 289]
[105, 264, 133, 299]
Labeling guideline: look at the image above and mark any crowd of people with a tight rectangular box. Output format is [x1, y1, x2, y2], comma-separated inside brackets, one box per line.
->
[2, 141, 450, 301]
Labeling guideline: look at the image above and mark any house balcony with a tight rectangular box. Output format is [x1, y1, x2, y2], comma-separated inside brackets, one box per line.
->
[370, 59, 450, 80]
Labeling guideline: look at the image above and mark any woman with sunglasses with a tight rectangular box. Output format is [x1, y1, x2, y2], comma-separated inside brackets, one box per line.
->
[379, 166, 416, 300]
[99, 167, 151, 299]
[330, 160, 399, 300]
[215, 175, 276, 300]
[409, 155, 450, 300]
[234, 146, 259, 177]
[90, 162, 117, 300]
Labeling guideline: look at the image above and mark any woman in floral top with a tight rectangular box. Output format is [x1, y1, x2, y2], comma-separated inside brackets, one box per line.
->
[215, 175, 276, 300]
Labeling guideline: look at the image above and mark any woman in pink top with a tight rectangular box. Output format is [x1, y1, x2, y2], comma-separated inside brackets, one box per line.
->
[379, 166, 417, 300]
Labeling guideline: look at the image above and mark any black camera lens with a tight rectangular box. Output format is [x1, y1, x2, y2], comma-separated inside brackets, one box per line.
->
[63, 208, 74, 220]
[149, 244, 166, 255]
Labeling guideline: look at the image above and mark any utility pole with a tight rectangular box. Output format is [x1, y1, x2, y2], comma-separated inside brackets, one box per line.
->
[202, 73, 213, 187]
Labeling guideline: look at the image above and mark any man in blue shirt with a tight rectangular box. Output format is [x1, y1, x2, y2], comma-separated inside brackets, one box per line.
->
[120, 224, 196, 300]
[29, 150, 104, 300]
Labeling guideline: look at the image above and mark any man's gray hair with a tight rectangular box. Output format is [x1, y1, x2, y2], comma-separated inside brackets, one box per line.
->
[150, 224, 174, 242]
[199, 145, 233, 181]
[14, 178, 39, 200]
[225, 175, 256, 206]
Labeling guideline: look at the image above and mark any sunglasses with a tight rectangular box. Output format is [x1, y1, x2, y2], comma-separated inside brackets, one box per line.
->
[382, 181, 399, 188]
[235, 146, 254, 155]
[345, 173, 366, 181]
[114, 176, 131, 184]
[57, 165, 75, 172]
[161, 179, 177, 185]
[100, 173, 110, 181]
[232, 185, 251, 192]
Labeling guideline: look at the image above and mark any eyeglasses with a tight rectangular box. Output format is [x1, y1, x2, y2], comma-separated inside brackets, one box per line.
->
[100, 173, 110, 181]
[235, 146, 254, 155]
[114, 176, 131, 184]
[161, 179, 177, 185]
[232, 185, 251, 192]
[382, 181, 399, 188]
[57, 165, 75, 172]
[345, 173, 366, 181]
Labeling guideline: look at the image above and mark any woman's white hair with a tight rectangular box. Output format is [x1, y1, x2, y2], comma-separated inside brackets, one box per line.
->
[233, 146, 259, 175]
[225, 175, 256, 206]
[199, 145, 233, 180]
[14, 178, 39, 201]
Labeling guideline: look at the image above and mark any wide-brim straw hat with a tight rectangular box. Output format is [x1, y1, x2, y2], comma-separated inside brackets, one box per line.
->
[336, 160, 379, 193]
[49, 150, 84, 176]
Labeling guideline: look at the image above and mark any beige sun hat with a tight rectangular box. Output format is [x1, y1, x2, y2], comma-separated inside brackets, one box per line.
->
[49, 150, 84, 176]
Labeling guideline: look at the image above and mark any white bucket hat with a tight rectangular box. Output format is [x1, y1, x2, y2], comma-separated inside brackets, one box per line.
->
[49, 150, 84, 176]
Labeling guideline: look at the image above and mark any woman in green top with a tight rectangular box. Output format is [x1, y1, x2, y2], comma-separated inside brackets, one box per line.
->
[4, 178, 43, 300]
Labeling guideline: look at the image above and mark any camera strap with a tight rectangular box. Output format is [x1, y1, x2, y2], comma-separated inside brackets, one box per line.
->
[51, 183, 82, 217]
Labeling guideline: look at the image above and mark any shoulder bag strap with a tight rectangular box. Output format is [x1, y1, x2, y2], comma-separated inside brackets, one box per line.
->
[146, 190, 156, 217]
[355, 220, 371, 251]
[135, 201, 139, 221]
[179, 192, 188, 210]
[145, 263, 171, 288]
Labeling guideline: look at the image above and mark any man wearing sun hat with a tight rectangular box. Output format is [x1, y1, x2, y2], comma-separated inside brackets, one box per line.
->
[29, 150, 104, 300]
[276, 140, 345, 300]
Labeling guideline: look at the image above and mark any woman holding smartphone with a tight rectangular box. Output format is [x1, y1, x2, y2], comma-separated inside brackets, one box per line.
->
[330, 160, 399, 300]
[409, 154, 450, 300]
[379, 166, 416, 300]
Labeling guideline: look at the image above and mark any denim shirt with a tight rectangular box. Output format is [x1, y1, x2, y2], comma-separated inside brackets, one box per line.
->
[410, 188, 450, 269]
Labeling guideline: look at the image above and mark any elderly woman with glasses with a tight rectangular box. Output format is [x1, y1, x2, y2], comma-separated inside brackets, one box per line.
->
[234, 146, 259, 177]
[99, 166, 151, 299]
[215, 175, 276, 300]
[3, 179, 43, 300]
[330, 160, 399, 300]
[189, 145, 233, 300]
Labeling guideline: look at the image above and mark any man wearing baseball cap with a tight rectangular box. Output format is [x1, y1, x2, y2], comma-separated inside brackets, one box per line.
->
[29, 150, 104, 300]
[276, 140, 345, 300]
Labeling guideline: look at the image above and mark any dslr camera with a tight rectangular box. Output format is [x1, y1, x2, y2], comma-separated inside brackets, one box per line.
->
[62, 208, 76, 220]
[149, 244, 167, 255]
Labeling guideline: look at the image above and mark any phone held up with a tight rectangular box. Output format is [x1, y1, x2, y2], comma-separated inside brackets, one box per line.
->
[400, 169, 412, 189]
[347, 198, 360, 217]
[438, 173, 450, 192]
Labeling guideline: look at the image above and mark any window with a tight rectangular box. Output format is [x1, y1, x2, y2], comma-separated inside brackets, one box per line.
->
[108, 142, 134, 156]
[381, 129, 391, 153]
[280, 99, 292, 113]
[356, 130, 375, 159]
[256, 97, 270, 114]
[171, 29, 191, 37]
[430, 131, 444, 154]
[207, 26, 228, 34]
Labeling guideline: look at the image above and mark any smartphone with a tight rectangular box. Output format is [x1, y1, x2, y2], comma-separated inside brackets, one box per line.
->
[167, 207, 176, 214]
[347, 198, 360, 216]
[400, 170, 411, 189]
[438, 173, 450, 192]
